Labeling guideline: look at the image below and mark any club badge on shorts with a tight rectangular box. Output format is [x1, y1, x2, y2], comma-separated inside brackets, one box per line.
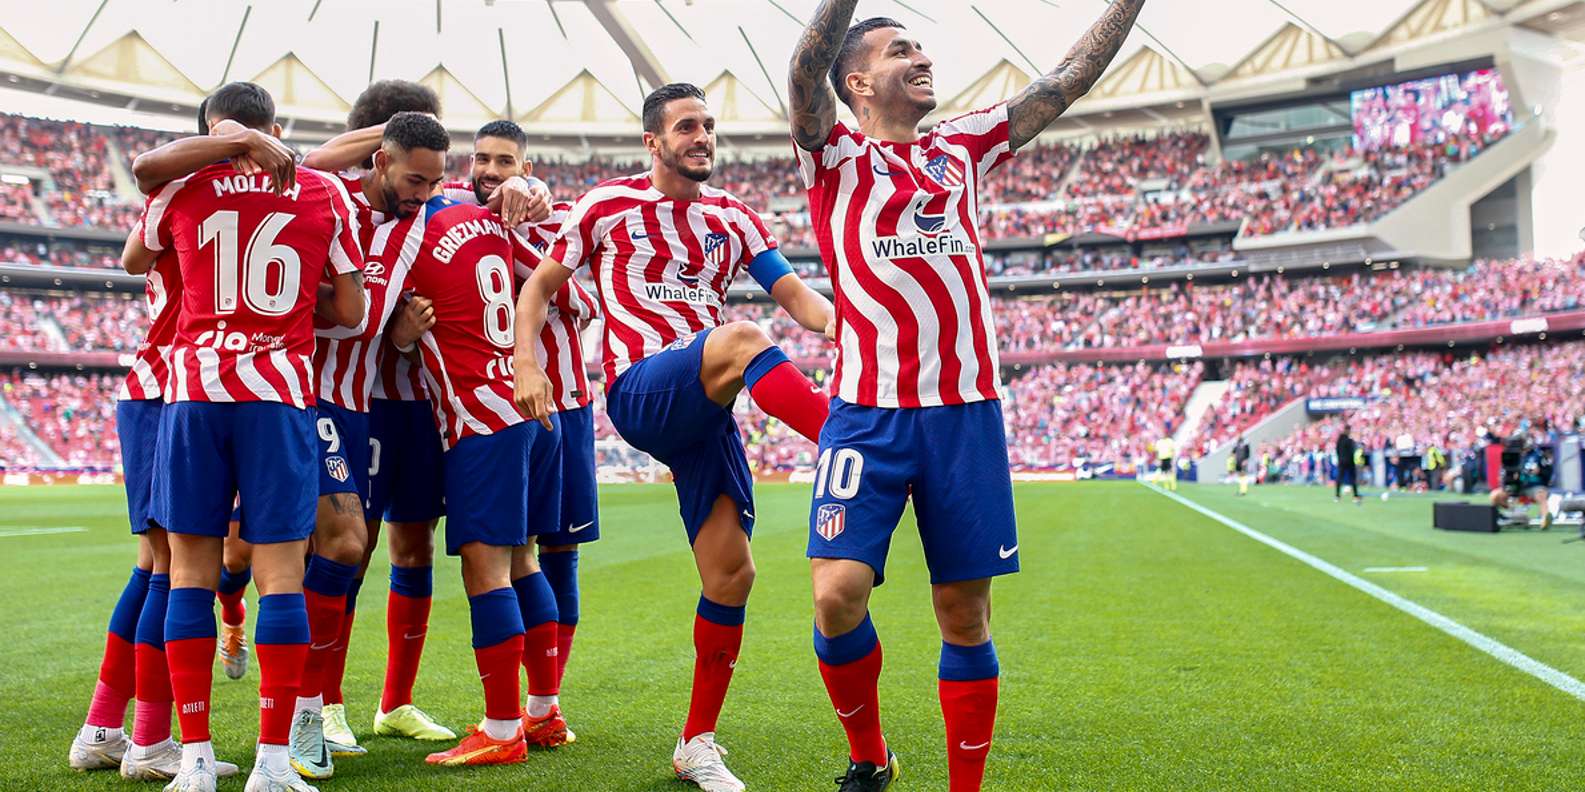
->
[326, 456, 350, 483]
[815, 503, 846, 541]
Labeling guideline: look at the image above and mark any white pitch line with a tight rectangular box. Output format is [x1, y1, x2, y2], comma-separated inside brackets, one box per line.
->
[1363, 566, 1428, 573]
[0, 526, 87, 538]
[1143, 483, 1585, 703]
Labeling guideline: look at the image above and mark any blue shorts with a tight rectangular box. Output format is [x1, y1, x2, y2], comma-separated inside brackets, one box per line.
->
[116, 399, 162, 535]
[808, 398, 1019, 586]
[536, 404, 600, 546]
[317, 402, 370, 502]
[367, 398, 446, 523]
[154, 401, 317, 545]
[606, 329, 754, 544]
[442, 417, 562, 556]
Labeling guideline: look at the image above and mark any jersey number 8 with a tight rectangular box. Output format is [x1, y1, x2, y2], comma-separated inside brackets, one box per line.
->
[476, 254, 515, 348]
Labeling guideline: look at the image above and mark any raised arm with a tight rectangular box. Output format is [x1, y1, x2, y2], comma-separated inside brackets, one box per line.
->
[1006, 0, 1146, 151]
[120, 228, 157, 275]
[301, 124, 385, 173]
[132, 122, 296, 195]
[769, 273, 835, 339]
[788, 0, 860, 151]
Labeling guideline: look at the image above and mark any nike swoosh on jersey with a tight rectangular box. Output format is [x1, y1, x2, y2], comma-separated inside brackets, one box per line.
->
[873, 164, 903, 177]
[998, 544, 1019, 559]
[568, 521, 594, 533]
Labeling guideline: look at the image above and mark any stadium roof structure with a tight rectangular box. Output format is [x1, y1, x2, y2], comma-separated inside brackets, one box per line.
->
[0, 0, 1577, 140]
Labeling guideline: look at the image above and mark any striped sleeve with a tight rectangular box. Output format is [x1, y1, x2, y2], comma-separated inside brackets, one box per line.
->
[318, 169, 365, 276]
[547, 191, 603, 272]
[140, 177, 190, 252]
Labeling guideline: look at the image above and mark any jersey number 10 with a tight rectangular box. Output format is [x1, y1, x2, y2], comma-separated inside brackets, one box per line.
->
[200, 210, 302, 317]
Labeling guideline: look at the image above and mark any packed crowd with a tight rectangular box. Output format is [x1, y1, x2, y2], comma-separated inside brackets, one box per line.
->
[0, 371, 120, 468]
[0, 237, 121, 269]
[1002, 360, 1203, 470]
[0, 290, 144, 353]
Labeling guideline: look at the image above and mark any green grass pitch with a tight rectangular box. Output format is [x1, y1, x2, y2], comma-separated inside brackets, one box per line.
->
[5, 481, 1585, 790]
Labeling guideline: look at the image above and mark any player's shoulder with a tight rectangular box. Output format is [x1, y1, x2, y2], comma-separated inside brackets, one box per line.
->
[931, 102, 1010, 138]
[698, 185, 760, 216]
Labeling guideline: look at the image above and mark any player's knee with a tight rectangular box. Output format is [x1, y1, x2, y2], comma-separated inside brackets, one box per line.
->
[813, 586, 868, 634]
[716, 320, 772, 362]
[933, 587, 992, 644]
[706, 557, 756, 603]
[315, 505, 368, 564]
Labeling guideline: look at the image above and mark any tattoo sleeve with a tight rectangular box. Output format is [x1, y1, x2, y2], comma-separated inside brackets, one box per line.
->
[787, 0, 860, 151]
[1006, 0, 1146, 150]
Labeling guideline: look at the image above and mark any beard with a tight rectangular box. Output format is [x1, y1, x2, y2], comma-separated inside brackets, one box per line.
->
[660, 142, 712, 183]
[471, 178, 492, 206]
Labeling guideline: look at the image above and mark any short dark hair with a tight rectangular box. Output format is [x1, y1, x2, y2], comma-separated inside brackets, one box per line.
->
[382, 111, 450, 155]
[831, 17, 905, 109]
[642, 83, 706, 134]
[347, 80, 441, 131]
[205, 82, 275, 131]
[195, 96, 210, 135]
[475, 119, 527, 149]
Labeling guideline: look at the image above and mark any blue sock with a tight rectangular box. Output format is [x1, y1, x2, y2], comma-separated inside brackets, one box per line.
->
[255, 594, 310, 645]
[389, 565, 433, 598]
[939, 639, 999, 682]
[345, 576, 365, 614]
[743, 346, 792, 390]
[165, 588, 217, 643]
[134, 574, 171, 649]
[303, 555, 357, 598]
[512, 572, 559, 629]
[538, 551, 580, 626]
[108, 567, 153, 642]
[217, 566, 251, 597]
[813, 613, 878, 666]
[696, 595, 746, 627]
[469, 589, 525, 649]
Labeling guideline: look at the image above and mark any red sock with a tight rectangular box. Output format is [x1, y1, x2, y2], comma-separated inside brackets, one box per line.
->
[940, 678, 999, 792]
[747, 358, 829, 443]
[555, 624, 577, 686]
[299, 590, 345, 698]
[818, 643, 888, 766]
[217, 589, 247, 627]
[522, 622, 560, 698]
[381, 591, 431, 712]
[682, 616, 742, 741]
[87, 634, 135, 728]
[133, 644, 173, 747]
[257, 642, 307, 745]
[322, 609, 355, 706]
[475, 637, 524, 721]
[165, 637, 215, 743]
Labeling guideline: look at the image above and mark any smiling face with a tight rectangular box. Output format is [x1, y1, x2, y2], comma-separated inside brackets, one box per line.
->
[645, 96, 715, 183]
[850, 25, 936, 124]
[471, 134, 528, 204]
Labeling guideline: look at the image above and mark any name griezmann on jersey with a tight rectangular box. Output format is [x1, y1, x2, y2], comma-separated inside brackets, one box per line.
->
[433, 216, 507, 263]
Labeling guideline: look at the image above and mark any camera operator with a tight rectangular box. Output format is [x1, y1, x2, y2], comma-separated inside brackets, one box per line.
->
[1489, 423, 1555, 529]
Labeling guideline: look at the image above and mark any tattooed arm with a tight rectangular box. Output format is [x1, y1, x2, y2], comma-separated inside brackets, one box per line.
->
[1006, 0, 1146, 150]
[788, 0, 861, 151]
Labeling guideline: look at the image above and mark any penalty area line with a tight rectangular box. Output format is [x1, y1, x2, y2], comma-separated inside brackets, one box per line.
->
[0, 527, 87, 538]
[1142, 483, 1585, 704]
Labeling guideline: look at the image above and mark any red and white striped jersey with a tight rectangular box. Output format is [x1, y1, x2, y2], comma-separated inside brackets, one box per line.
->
[513, 205, 596, 411]
[547, 173, 776, 384]
[336, 170, 430, 403]
[118, 236, 181, 402]
[142, 164, 364, 408]
[312, 219, 422, 412]
[444, 187, 596, 411]
[794, 104, 1013, 408]
[382, 196, 538, 448]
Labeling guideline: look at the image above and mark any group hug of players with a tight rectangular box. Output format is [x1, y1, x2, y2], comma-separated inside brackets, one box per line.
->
[64, 2, 1146, 791]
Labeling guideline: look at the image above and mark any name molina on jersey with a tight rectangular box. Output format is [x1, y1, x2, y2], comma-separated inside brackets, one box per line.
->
[432, 216, 507, 264]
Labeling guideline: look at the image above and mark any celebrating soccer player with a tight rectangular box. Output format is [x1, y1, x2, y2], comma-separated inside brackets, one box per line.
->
[135, 81, 367, 792]
[787, 2, 1145, 789]
[513, 83, 835, 791]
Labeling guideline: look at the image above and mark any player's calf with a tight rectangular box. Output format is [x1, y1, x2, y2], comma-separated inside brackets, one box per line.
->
[701, 321, 829, 443]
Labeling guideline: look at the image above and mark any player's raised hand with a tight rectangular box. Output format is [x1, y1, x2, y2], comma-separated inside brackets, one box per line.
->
[494, 177, 536, 227]
[514, 364, 555, 430]
[522, 179, 552, 223]
[243, 131, 298, 196]
[390, 295, 436, 350]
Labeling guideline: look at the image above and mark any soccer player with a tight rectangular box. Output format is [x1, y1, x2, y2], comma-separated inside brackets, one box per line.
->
[459, 119, 597, 727]
[298, 83, 551, 748]
[1155, 434, 1178, 491]
[136, 81, 366, 792]
[787, 3, 1144, 789]
[365, 112, 558, 768]
[514, 83, 835, 791]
